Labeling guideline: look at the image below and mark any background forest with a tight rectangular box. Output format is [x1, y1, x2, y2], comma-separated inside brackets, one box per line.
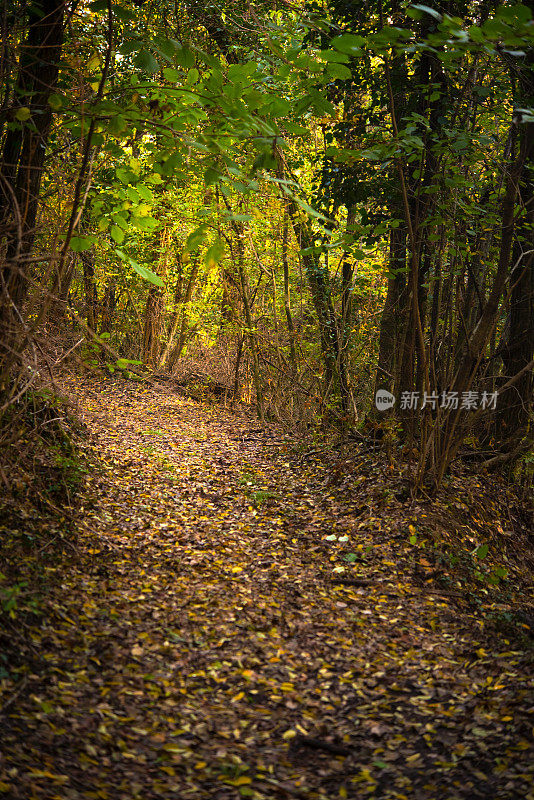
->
[0, 0, 533, 490]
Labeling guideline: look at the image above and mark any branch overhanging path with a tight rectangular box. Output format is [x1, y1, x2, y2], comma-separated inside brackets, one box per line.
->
[1, 377, 532, 800]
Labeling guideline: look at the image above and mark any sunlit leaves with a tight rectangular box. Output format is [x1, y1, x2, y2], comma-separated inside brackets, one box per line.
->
[184, 225, 208, 254]
[116, 248, 164, 286]
[204, 239, 225, 268]
[69, 235, 95, 252]
[110, 225, 124, 244]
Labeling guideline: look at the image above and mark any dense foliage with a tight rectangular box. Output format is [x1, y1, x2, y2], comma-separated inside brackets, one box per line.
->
[0, 0, 532, 489]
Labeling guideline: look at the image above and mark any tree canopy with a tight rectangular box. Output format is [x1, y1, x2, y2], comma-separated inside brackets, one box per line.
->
[0, 0, 533, 488]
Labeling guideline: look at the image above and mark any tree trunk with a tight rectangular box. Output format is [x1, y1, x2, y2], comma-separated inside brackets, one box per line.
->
[143, 230, 169, 368]
[100, 281, 117, 335]
[0, 0, 65, 386]
[282, 204, 298, 370]
[82, 249, 98, 331]
[374, 225, 408, 397]
[496, 49, 534, 443]
[163, 256, 201, 370]
[233, 221, 263, 420]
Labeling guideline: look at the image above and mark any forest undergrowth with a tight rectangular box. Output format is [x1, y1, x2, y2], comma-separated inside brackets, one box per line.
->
[0, 375, 533, 800]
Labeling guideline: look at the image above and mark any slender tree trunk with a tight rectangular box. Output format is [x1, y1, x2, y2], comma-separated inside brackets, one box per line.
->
[82, 248, 98, 331]
[233, 222, 263, 420]
[100, 281, 117, 335]
[282, 204, 297, 370]
[375, 226, 408, 397]
[164, 257, 201, 370]
[143, 230, 169, 368]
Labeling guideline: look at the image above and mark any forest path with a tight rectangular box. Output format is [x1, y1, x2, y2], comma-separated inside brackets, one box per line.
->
[2, 378, 532, 800]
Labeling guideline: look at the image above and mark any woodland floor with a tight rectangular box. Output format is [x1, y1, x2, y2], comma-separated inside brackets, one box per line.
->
[1, 376, 533, 800]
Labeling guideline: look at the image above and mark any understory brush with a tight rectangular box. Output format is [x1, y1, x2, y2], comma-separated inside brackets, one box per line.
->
[0, 386, 90, 680]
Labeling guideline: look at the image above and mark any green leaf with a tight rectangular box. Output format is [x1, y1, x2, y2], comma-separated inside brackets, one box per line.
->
[409, 534, 417, 545]
[48, 94, 63, 111]
[136, 185, 153, 201]
[175, 46, 195, 69]
[283, 121, 309, 136]
[331, 34, 366, 55]
[69, 235, 94, 252]
[119, 38, 142, 56]
[475, 543, 489, 560]
[116, 358, 142, 368]
[126, 186, 140, 202]
[135, 50, 159, 74]
[113, 5, 136, 21]
[14, 107, 31, 122]
[161, 153, 182, 176]
[205, 239, 225, 267]
[496, 3, 532, 24]
[131, 215, 158, 231]
[320, 50, 350, 63]
[184, 225, 208, 253]
[110, 225, 125, 244]
[325, 62, 352, 80]
[187, 67, 199, 84]
[163, 67, 181, 82]
[116, 249, 164, 287]
[267, 97, 292, 116]
[411, 3, 442, 20]
[204, 167, 221, 186]
[116, 167, 136, 184]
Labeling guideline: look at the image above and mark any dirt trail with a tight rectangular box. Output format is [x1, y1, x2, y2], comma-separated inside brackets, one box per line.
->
[1, 378, 532, 800]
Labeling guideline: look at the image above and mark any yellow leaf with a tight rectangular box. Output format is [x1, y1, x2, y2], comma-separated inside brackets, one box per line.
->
[195, 761, 207, 769]
[231, 566, 243, 573]
[226, 776, 252, 786]
[162, 743, 183, 753]
[14, 107, 31, 122]
[282, 729, 296, 740]
[231, 691, 245, 703]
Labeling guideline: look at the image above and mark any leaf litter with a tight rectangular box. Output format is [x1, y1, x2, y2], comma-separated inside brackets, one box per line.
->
[0, 376, 533, 800]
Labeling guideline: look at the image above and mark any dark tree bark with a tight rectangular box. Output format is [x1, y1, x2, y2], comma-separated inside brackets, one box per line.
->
[375, 226, 408, 401]
[0, 0, 65, 299]
[0, 0, 65, 385]
[496, 48, 534, 443]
